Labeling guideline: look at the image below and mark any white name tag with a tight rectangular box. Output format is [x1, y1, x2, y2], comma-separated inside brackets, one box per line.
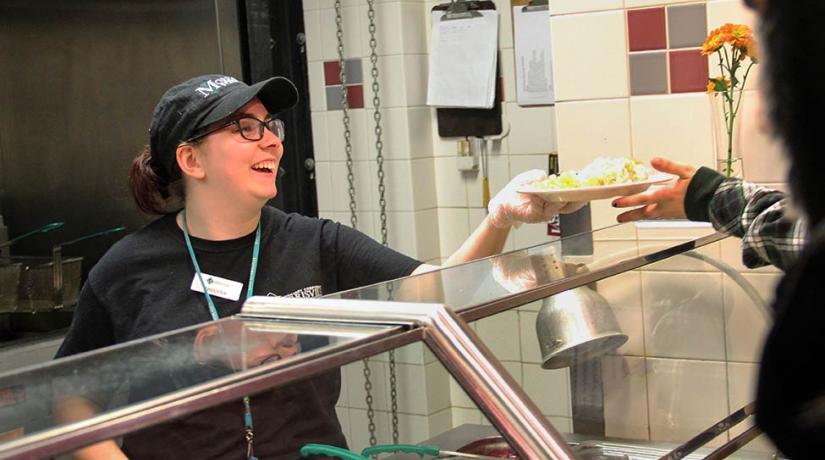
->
[190, 273, 243, 301]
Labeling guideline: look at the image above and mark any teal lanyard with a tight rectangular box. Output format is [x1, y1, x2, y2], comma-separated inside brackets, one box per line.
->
[181, 209, 261, 460]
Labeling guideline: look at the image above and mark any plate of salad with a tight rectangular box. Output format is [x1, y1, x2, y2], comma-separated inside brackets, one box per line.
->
[517, 157, 674, 203]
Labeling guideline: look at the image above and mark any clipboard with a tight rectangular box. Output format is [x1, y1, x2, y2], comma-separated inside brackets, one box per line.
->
[431, 1, 502, 137]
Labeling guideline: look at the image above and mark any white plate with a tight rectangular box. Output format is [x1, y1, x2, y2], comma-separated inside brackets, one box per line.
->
[517, 174, 675, 203]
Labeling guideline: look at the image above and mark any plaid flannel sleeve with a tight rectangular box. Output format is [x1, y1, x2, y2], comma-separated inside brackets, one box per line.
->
[708, 178, 807, 271]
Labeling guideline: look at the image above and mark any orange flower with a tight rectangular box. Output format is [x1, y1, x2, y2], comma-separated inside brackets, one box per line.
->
[706, 81, 716, 93]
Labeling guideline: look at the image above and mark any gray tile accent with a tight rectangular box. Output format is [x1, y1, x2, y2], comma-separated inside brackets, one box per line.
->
[344, 58, 362, 84]
[630, 52, 668, 95]
[326, 86, 343, 111]
[668, 4, 707, 49]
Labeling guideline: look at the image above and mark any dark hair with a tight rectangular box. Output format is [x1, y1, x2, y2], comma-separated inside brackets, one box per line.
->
[128, 145, 184, 215]
[762, 0, 825, 226]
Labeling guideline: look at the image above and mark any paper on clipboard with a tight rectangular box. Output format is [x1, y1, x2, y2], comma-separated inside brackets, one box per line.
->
[427, 9, 499, 109]
[513, 5, 555, 106]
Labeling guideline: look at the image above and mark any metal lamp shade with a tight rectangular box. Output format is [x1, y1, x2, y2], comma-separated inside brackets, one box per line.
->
[536, 286, 628, 369]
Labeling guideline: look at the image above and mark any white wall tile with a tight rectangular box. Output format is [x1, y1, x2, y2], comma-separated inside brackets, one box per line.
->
[415, 208, 441, 262]
[551, 0, 623, 15]
[630, 94, 715, 170]
[547, 416, 573, 433]
[400, 2, 428, 55]
[646, 358, 729, 446]
[372, 159, 413, 211]
[475, 311, 521, 362]
[403, 54, 429, 107]
[407, 107, 434, 159]
[320, 6, 363, 61]
[345, 359, 389, 411]
[432, 124, 460, 157]
[626, 0, 702, 7]
[434, 156, 468, 207]
[327, 109, 371, 162]
[522, 363, 572, 417]
[603, 355, 650, 440]
[349, 408, 391, 451]
[642, 272, 726, 360]
[513, 221, 554, 250]
[365, 2, 403, 56]
[506, 103, 557, 154]
[314, 161, 334, 212]
[724, 273, 778, 363]
[428, 408, 454, 438]
[495, 0, 514, 49]
[410, 158, 437, 210]
[372, 107, 413, 160]
[597, 272, 644, 355]
[374, 54, 412, 108]
[552, 11, 629, 101]
[330, 160, 375, 212]
[590, 200, 637, 240]
[555, 99, 633, 170]
[466, 153, 510, 209]
[437, 208, 470, 258]
[449, 374, 476, 409]
[384, 211, 420, 258]
[308, 61, 326, 112]
[519, 310, 542, 364]
[304, 9, 322, 62]
[395, 363, 430, 415]
[451, 407, 483, 426]
[396, 413, 430, 444]
[310, 111, 329, 161]
[508, 154, 549, 177]
[303, 0, 319, 11]
[740, 90, 788, 183]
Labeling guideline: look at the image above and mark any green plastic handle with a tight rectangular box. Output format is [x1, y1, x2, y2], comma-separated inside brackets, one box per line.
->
[300, 443, 369, 460]
[361, 444, 440, 458]
[0, 221, 64, 248]
[60, 226, 126, 246]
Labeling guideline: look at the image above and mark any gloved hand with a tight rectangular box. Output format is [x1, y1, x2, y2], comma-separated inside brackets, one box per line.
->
[488, 169, 586, 229]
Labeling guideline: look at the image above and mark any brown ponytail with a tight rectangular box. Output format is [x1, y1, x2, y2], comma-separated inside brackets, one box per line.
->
[128, 146, 183, 215]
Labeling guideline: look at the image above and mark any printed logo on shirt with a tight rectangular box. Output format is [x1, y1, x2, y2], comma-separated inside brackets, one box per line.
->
[269, 285, 323, 298]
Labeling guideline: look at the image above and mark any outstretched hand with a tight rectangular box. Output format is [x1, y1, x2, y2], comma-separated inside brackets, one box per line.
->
[612, 157, 696, 222]
[488, 169, 586, 229]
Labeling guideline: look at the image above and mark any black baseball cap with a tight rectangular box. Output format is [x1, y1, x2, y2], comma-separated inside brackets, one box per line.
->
[149, 74, 299, 179]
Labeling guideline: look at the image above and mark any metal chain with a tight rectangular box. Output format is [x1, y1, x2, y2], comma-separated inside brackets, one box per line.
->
[335, 0, 357, 230]
[366, 0, 399, 445]
[335, 1, 378, 446]
[362, 359, 377, 447]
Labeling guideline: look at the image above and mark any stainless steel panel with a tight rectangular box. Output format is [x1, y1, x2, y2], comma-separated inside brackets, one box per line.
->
[0, 0, 240, 271]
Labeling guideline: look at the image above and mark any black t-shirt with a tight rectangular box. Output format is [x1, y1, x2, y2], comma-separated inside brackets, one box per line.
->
[56, 207, 421, 460]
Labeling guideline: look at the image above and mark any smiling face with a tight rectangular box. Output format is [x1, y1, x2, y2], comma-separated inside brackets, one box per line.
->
[191, 99, 283, 209]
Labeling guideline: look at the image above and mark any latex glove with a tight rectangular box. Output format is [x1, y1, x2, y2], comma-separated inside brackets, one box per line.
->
[612, 157, 695, 222]
[488, 169, 586, 229]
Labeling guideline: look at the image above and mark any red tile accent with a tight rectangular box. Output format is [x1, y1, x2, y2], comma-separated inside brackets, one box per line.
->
[628, 8, 666, 51]
[346, 84, 364, 109]
[324, 61, 341, 86]
[670, 49, 709, 93]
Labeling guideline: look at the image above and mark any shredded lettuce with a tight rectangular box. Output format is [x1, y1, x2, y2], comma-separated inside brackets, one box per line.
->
[531, 157, 650, 190]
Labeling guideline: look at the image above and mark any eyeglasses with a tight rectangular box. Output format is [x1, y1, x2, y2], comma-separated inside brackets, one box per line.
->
[186, 116, 285, 143]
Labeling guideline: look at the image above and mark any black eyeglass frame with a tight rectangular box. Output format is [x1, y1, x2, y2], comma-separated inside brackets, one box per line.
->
[183, 116, 285, 144]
